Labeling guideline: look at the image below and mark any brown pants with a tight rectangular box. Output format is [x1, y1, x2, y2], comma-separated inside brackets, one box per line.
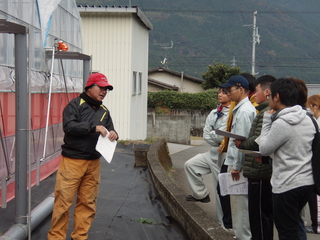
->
[48, 157, 101, 240]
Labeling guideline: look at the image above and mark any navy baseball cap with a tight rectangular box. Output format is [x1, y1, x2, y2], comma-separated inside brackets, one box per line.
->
[220, 75, 249, 89]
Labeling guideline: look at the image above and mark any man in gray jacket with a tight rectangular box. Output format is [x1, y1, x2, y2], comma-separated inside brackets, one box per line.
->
[234, 75, 276, 240]
[184, 88, 230, 226]
[220, 75, 256, 240]
[260, 78, 315, 240]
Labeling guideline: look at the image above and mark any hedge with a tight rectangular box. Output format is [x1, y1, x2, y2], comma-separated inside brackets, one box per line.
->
[148, 89, 219, 111]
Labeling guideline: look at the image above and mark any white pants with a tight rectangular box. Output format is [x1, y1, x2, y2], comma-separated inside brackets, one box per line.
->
[184, 151, 223, 225]
[227, 165, 251, 240]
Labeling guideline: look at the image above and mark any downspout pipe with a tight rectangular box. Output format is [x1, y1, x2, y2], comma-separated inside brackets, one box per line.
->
[0, 194, 54, 240]
[83, 58, 90, 88]
[14, 31, 28, 225]
[180, 71, 184, 92]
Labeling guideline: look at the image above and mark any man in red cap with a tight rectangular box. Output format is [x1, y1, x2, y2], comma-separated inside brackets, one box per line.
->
[48, 73, 118, 240]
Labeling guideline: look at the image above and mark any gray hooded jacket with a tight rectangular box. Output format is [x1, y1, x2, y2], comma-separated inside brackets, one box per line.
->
[260, 105, 315, 194]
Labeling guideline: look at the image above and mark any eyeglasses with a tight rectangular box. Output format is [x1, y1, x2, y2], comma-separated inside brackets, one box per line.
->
[94, 84, 110, 92]
[225, 87, 240, 94]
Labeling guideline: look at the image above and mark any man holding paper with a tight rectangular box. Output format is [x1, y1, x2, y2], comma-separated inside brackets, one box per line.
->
[48, 73, 118, 240]
[219, 75, 256, 240]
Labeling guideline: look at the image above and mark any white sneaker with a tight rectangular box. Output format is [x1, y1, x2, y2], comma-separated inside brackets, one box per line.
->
[221, 225, 234, 235]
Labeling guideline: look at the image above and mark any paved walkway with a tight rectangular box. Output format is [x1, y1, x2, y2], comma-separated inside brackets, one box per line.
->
[167, 141, 218, 223]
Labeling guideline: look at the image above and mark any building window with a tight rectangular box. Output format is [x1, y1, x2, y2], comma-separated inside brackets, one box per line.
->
[132, 71, 137, 96]
[138, 72, 142, 95]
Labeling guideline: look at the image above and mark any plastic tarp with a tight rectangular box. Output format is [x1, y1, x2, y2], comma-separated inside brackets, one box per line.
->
[36, 0, 61, 47]
[0, 145, 189, 239]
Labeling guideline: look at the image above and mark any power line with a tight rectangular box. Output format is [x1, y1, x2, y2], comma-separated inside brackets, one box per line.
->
[149, 56, 320, 60]
[143, 9, 320, 14]
[149, 60, 320, 68]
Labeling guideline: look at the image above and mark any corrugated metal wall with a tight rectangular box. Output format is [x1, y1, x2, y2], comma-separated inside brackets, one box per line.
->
[80, 11, 149, 140]
[130, 17, 149, 140]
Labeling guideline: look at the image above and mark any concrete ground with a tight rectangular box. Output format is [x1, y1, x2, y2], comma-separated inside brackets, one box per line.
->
[167, 140, 319, 240]
[0, 140, 318, 240]
[0, 144, 189, 240]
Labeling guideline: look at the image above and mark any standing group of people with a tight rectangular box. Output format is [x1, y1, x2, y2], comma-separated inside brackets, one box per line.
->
[184, 74, 320, 240]
[45, 71, 320, 240]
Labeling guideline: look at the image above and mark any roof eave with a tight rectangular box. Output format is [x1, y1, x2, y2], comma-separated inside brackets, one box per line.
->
[78, 5, 153, 30]
[149, 67, 204, 83]
[148, 78, 179, 91]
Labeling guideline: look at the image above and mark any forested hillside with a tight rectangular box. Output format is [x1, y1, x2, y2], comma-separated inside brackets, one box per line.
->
[76, 0, 320, 83]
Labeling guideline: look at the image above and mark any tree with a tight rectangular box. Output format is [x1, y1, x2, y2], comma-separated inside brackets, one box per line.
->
[201, 62, 241, 90]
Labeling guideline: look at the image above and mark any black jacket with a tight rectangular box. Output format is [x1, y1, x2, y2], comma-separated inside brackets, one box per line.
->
[61, 96, 116, 160]
[241, 101, 272, 180]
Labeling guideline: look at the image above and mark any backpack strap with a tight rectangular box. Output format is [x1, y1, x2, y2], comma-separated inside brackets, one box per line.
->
[307, 113, 319, 133]
[307, 113, 320, 195]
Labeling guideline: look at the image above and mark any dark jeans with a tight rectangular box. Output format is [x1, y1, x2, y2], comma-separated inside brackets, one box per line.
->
[298, 215, 306, 240]
[248, 178, 273, 240]
[217, 164, 232, 228]
[308, 192, 320, 233]
[273, 185, 314, 240]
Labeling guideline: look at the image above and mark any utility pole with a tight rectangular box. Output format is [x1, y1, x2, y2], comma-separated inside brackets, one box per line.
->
[251, 11, 260, 75]
[231, 56, 237, 67]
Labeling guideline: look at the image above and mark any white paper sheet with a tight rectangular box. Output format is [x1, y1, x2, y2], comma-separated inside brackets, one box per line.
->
[255, 135, 261, 145]
[215, 129, 246, 140]
[238, 149, 262, 157]
[95, 134, 117, 163]
[218, 172, 248, 196]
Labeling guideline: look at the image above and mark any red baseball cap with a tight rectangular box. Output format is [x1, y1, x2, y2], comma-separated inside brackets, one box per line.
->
[85, 73, 113, 90]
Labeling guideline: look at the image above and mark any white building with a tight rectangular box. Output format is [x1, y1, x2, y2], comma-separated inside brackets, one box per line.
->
[148, 67, 204, 93]
[78, 6, 152, 140]
[307, 84, 320, 97]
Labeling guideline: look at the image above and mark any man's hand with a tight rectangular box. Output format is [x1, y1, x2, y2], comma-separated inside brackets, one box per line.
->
[231, 169, 240, 181]
[96, 125, 108, 137]
[266, 109, 276, 114]
[233, 139, 242, 148]
[96, 126, 118, 141]
[107, 130, 118, 141]
[255, 157, 262, 163]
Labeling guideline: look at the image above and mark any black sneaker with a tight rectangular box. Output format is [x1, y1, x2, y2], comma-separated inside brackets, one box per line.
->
[306, 226, 317, 234]
[185, 194, 210, 203]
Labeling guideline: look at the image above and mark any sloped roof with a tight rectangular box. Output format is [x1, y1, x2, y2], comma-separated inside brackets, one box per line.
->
[78, 5, 153, 30]
[148, 77, 179, 91]
[148, 67, 204, 83]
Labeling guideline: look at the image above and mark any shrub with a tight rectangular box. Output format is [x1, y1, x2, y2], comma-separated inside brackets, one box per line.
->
[148, 89, 219, 111]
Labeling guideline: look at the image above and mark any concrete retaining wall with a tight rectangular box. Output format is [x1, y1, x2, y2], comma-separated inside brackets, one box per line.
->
[147, 138, 234, 240]
[147, 109, 211, 144]
[147, 113, 191, 144]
